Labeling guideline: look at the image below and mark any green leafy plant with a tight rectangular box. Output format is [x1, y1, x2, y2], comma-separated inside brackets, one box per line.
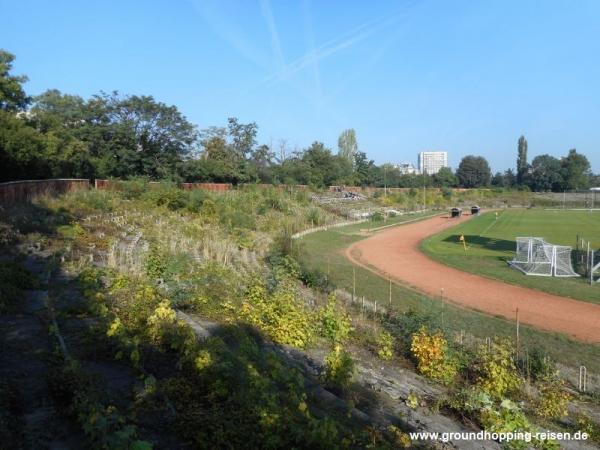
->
[535, 375, 571, 420]
[145, 246, 167, 280]
[376, 330, 394, 361]
[241, 280, 315, 348]
[319, 294, 352, 344]
[323, 345, 355, 391]
[0, 262, 38, 312]
[474, 339, 522, 399]
[410, 327, 457, 385]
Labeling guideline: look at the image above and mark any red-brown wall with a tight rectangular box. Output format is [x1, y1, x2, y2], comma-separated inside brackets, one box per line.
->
[0, 179, 90, 205]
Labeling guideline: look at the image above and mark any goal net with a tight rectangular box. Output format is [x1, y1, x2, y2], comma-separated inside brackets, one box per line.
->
[509, 237, 579, 277]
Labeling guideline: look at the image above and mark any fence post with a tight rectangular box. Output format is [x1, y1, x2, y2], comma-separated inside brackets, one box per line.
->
[361, 296, 365, 321]
[515, 308, 520, 360]
[591, 250, 594, 285]
[579, 366, 587, 392]
[352, 267, 356, 303]
[587, 242, 591, 277]
[440, 288, 445, 330]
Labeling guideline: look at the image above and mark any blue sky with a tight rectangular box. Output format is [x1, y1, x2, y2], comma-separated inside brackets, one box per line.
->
[2, 0, 599, 172]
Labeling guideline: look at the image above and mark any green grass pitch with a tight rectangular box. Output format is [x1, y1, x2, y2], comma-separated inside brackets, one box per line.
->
[421, 209, 600, 304]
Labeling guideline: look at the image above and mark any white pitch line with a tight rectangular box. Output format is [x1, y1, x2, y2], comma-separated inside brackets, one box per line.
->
[479, 212, 501, 237]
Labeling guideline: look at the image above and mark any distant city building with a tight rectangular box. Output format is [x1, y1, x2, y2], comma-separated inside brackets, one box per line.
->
[394, 162, 419, 175]
[418, 151, 448, 175]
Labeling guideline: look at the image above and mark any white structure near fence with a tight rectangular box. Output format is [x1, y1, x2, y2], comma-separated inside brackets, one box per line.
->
[509, 237, 579, 277]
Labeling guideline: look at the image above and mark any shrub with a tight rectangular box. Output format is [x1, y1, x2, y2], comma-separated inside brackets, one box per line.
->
[576, 413, 600, 443]
[376, 331, 395, 361]
[306, 208, 323, 226]
[299, 265, 331, 291]
[186, 189, 209, 213]
[526, 348, 556, 381]
[268, 254, 300, 288]
[0, 262, 38, 312]
[479, 400, 533, 450]
[146, 300, 196, 355]
[474, 339, 521, 399]
[241, 280, 315, 348]
[182, 262, 241, 314]
[200, 198, 218, 222]
[410, 327, 457, 385]
[119, 178, 149, 200]
[319, 294, 352, 344]
[145, 246, 167, 280]
[143, 183, 188, 210]
[535, 375, 571, 420]
[323, 345, 355, 391]
[219, 208, 256, 231]
[370, 211, 384, 221]
[48, 360, 152, 450]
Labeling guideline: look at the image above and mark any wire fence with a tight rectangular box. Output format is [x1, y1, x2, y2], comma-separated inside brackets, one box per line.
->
[311, 259, 600, 395]
[574, 236, 600, 284]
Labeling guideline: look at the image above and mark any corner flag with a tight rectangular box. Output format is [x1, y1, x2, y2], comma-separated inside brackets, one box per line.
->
[459, 234, 467, 251]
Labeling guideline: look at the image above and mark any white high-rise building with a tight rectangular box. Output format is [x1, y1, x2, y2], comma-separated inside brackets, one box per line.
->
[418, 151, 448, 175]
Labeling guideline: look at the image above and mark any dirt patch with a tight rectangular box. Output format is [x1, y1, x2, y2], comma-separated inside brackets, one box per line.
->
[346, 215, 600, 343]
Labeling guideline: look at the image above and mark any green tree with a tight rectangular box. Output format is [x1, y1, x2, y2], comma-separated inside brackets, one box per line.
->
[456, 155, 492, 188]
[302, 141, 346, 187]
[29, 90, 94, 178]
[491, 169, 517, 188]
[0, 49, 29, 111]
[227, 117, 257, 160]
[73, 92, 198, 179]
[560, 149, 591, 190]
[433, 166, 458, 187]
[248, 144, 275, 182]
[353, 151, 377, 186]
[337, 129, 358, 167]
[491, 172, 503, 187]
[516, 135, 528, 185]
[503, 168, 516, 188]
[0, 111, 48, 181]
[30, 89, 86, 132]
[529, 154, 563, 192]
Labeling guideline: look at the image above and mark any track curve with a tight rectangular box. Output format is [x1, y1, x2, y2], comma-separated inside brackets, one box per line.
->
[346, 214, 600, 342]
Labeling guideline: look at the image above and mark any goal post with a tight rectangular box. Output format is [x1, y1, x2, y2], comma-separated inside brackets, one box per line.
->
[590, 249, 600, 284]
[509, 237, 579, 277]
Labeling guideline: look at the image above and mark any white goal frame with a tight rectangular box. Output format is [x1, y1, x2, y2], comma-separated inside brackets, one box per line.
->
[509, 237, 580, 277]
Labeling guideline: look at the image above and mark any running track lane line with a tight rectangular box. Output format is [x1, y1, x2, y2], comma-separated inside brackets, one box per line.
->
[345, 214, 600, 343]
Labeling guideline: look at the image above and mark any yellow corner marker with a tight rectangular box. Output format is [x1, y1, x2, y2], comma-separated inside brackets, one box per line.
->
[459, 234, 467, 251]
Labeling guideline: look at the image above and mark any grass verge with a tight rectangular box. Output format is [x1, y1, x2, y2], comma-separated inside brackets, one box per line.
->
[299, 211, 600, 373]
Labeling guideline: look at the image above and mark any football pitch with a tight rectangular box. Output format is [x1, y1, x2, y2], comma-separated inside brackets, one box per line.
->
[420, 209, 600, 304]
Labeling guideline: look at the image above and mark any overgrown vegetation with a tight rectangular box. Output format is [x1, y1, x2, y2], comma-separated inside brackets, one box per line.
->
[2, 183, 599, 449]
[0, 261, 38, 312]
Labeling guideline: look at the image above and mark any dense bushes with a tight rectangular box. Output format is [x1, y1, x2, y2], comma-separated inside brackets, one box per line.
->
[410, 327, 458, 385]
[18, 183, 584, 449]
[241, 280, 315, 348]
[472, 339, 521, 399]
[0, 262, 38, 312]
[323, 345, 355, 391]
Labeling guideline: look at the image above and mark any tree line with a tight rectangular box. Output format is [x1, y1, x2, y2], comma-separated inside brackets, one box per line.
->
[1, 49, 597, 190]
